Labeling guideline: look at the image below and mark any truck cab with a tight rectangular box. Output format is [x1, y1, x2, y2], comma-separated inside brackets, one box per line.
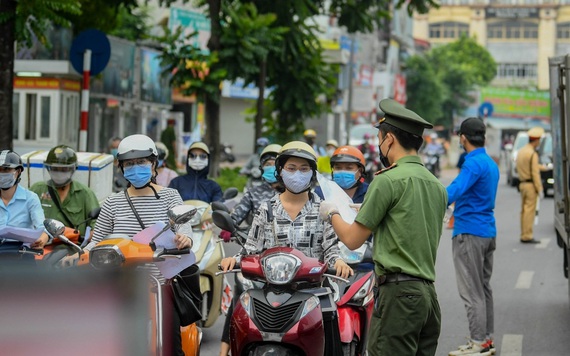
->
[548, 55, 570, 301]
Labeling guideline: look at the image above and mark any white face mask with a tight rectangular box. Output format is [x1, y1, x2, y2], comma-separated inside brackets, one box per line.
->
[281, 169, 313, 194]
[188, 157, 208, 171]
[0, 172, 16, 189]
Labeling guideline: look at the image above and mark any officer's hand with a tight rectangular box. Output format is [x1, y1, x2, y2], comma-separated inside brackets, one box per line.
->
[319, 201, 340, 223]
[220, 257, 237, 272]
[334, 259, 354, 279]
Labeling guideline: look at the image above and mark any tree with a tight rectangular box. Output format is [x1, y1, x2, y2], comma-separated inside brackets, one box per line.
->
[404, 55, 444, 125]
[428, 35, 496, 127]
[0, 0, 81, 149]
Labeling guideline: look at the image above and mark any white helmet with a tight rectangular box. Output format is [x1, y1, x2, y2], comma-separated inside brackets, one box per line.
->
[117, 134, 158, 161]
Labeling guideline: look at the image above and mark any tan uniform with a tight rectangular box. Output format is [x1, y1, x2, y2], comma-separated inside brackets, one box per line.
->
[515, 143, 542, 241]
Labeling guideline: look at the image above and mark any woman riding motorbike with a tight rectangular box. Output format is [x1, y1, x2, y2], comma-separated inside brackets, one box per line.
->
[315, 145, 369, 204]
[217, 143, 283, 356]
[219, 141, 353, 354]
[65, 135, 194, 355]
[169, 142, 222, 203]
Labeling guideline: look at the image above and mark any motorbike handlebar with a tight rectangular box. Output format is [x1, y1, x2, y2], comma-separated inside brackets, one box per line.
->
[161, 248, 190, 256]
[19, 246, 43, 256]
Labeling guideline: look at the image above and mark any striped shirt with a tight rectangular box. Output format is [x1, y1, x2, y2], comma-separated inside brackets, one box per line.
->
[87, 187, 191, 283]
[245, 194, 340, 267]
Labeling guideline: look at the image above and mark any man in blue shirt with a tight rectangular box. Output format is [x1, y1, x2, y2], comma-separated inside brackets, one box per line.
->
[446, 118, 499, 356]
[0, 150, 49, 264]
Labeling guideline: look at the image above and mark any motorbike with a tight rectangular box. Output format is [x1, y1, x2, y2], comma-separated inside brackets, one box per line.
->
[330, 242, 375, 355]
[184, 187, 238, 328]
[66, 205, 201, 356]
[36, 207, 101, 267]
[220, 143, 236, 163]
[213, 210, 363, 356]
[423, 149, 441, 177]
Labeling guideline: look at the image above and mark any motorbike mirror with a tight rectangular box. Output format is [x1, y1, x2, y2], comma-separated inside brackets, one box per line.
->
[223, 187, 238, 200]
[211, 201, 230, 213]
[167, 205, 197, 225]
[44, 219, 66, 237]
[212, 210, 236, 234]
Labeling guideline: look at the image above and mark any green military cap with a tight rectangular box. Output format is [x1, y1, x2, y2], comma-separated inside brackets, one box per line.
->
[375, 99, 433, 136]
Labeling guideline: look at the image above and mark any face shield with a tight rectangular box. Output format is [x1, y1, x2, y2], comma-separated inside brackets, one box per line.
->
[44, 164, 76, 188]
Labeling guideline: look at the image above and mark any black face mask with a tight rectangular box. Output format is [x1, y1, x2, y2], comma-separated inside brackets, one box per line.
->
[378, 135, 391, 168]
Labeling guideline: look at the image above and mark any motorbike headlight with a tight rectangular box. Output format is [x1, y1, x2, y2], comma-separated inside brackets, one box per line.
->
[338, 242, 365, 264]
[189, 207, 206, 227]
[237, 272, 254, 291]
[240, 291, 252, 316]
[351, 278, 373, 302]
[262, 253, 301, 285]
[300, 296, 320, 318]
[90, 245, 124, 269]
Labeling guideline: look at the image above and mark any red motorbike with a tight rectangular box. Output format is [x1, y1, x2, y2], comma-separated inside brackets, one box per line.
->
[332, 242, 375, 355]
[213, 210, 374, 356]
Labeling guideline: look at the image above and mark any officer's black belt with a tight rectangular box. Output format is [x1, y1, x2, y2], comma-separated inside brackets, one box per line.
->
[377, 273, 431, 285]
[519, 180, 533, 183]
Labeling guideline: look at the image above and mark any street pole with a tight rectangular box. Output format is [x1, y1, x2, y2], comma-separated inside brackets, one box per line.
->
[345, 33, 355, 145]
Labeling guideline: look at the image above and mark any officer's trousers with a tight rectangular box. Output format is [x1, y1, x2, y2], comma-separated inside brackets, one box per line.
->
[519, 182, 537, 241]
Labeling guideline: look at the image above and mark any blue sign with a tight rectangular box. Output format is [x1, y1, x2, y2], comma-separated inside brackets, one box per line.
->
[478, 102, 494, 117]
[69, 29, 111, 76]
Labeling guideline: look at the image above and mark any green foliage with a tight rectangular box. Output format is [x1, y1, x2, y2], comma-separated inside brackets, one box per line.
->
[108, 4, 152, 41]
[0, 0, 81, 48]
[404, 55, 443, 125]
[215, 167, 248, 192]
[220, 2, 287, 84]
[405, 36, 496, 128]
[156, 26, 228, 103]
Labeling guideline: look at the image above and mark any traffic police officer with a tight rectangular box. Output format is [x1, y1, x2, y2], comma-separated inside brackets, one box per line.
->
[516, 126, 545, 243]
[320, 98, 447, 356]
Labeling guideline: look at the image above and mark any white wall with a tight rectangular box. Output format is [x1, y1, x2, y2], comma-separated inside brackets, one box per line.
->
[219, 98, 255, 156]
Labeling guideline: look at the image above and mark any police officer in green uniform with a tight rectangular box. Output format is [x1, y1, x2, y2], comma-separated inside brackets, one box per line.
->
[30, 146, 100, 239]
[320, 99, 448, 356]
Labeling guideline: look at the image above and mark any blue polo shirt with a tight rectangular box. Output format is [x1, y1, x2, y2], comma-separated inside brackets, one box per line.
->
[446, 148, 499, 238]
[0, 185, 45, 242]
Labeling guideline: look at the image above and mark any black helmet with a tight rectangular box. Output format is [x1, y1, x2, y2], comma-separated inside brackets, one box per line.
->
[45, 145, 78, 168]
[0, 150, 24, 171]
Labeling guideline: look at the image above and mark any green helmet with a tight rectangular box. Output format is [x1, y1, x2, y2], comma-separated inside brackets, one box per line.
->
[45, 145, 78, 168]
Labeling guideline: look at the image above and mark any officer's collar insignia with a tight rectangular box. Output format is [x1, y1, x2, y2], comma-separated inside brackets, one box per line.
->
[374, 163, 397, 176]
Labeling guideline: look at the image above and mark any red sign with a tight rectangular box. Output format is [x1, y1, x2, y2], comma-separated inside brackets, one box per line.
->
[393, 74, 407, 105]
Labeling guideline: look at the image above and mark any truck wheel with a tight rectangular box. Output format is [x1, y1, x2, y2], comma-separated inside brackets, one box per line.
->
[564, 243, 569, 279]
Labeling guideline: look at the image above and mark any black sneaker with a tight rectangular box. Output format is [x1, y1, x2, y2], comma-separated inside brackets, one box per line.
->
[521, 239, 540, 244]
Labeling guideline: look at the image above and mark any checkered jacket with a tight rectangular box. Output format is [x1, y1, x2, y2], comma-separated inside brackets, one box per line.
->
[231, 182, 277, 225]
[244, 194, 340, 267]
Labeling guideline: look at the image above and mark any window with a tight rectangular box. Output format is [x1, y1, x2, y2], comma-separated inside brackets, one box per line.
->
[40, 96, 50, 138]
[25, 93, 37, 140]
[488, 21, 538, 39]
[496, 63, 537, 79]
[12, 93, 19, 140]
[429, 22, 468, 39]
[558, 23, 570, 39]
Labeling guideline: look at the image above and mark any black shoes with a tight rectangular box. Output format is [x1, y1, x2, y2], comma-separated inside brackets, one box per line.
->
[520, 239, 540, 244]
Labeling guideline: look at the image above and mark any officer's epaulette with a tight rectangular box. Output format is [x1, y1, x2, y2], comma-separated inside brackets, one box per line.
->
[374, 163, 398, 176]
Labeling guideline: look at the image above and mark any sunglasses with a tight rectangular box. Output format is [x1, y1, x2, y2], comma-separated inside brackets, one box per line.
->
[189, 153, 208, 160]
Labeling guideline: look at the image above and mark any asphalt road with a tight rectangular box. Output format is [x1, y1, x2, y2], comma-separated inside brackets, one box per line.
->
[198, 168, 570, 356]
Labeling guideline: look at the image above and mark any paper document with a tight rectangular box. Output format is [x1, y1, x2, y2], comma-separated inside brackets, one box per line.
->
[0, 226, 44, 244]
[133, 222, 196, 279]
[316, 172, 357, 224]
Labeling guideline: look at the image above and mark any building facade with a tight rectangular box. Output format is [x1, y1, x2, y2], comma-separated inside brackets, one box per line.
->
[413, 0, 570, 90]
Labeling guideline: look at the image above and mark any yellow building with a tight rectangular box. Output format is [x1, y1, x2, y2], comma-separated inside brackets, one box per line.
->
[414, 0, 570, 90]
